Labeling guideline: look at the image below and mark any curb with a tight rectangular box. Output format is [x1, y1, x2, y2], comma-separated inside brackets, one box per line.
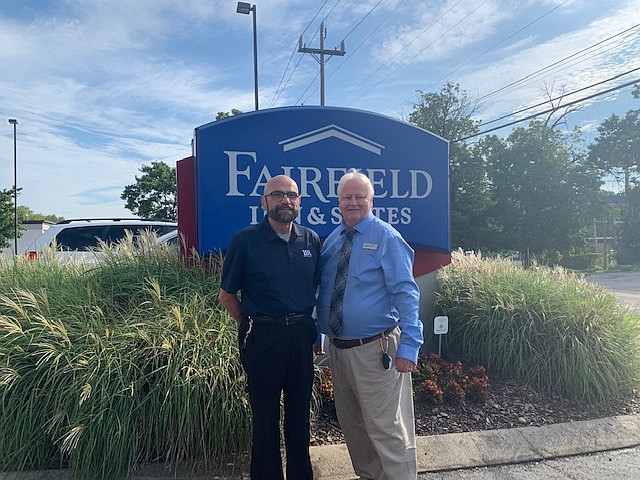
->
[3, 415, 640, 479]
[309, 414, 640, 479]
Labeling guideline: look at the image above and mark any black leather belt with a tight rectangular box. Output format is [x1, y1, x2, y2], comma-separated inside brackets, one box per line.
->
[248, 313, 310, 325]
[332, 326, 397, 349]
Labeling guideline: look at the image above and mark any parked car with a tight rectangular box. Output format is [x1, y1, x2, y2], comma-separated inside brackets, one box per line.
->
[25, 218, 177, 261]
[156, 229, 179, 251]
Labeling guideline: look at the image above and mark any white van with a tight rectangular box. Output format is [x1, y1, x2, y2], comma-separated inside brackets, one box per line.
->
[26, 218, 177, 261]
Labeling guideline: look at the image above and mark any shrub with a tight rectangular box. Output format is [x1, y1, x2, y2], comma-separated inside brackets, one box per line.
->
[315, 354, 491, 408]
[315, 365, 334, 404]
[436, 250, 640, 404]
[560, 253, 601, 270]
[0, 234, 251, 479]
[414, 354, 490, 405]
[466, 365, 491, 402]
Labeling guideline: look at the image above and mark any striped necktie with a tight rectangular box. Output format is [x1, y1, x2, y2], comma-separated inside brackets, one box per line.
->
[328, 228, 356, 336]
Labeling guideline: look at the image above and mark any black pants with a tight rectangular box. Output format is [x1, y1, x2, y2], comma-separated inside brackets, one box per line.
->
[239, 317, 316, 480]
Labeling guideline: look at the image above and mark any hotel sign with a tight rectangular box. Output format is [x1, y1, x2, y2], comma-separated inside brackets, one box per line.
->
[194, 106, 449, 255]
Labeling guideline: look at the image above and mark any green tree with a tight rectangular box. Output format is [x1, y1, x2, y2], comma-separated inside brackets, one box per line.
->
[0, 189, 15, 248]
[617, 185, 640, 263]
[215, 109, 244, 121]
[587, 109, 640, 193]
[587, 90, 640, 263]
[487, 121, 601, 263]
[17, 205, 64, 224]
[465, 135, 505, 251]
[0, 197, 62, 249]
[408, 82, 492, 251]
[121, 162, 177, 221]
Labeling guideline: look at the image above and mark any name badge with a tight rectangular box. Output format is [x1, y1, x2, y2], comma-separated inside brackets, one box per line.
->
[362, 243, 378, 251]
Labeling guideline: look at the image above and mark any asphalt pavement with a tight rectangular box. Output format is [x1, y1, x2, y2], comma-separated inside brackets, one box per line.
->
[416, 444, 640, 479]
[585, 270, 640, 311]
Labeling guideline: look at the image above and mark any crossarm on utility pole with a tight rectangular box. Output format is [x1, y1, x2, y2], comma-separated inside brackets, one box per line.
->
[298, 23, 346, 106]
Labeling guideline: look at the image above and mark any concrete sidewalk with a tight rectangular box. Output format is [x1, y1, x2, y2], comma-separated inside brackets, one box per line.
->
[3, 415, 639, 479]
[310, 415, 640, 480]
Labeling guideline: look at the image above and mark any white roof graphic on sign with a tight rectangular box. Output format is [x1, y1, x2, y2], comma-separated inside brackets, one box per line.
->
[278, 124, 384, 155]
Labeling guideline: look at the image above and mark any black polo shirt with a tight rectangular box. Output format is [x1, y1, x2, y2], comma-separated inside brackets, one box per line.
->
[221, 218, 321, 317]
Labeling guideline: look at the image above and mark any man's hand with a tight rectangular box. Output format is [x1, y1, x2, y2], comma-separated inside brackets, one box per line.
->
[313, 332, 325, 356]
[218, 289, 243, 323]
[395, 356, 416, 374]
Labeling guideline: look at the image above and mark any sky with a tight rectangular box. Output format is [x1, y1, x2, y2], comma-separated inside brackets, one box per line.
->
[0, 0, 639, 219]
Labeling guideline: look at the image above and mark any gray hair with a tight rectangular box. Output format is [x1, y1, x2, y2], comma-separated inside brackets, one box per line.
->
[337, 168, 374, 197]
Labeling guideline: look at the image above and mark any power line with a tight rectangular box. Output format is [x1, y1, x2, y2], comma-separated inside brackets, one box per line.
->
[475, 23, 640, 107]
[294, 70, 325, 107]
[420, 0, 570, 100]
[468, 33, 639, 127]
[335, 0, 468, 105]
[272, 0, 345, 107]
[302, 1, 330, 38]
[476, 36, 639, 112]
[270, 44, 304, 108]
[336, 0, 384, 44]
[298, 23, 346, 105]
[454, 78, 640, 143]
[321, 0, 342, 25]
[386, 23, 637, 121]
[347, 0, 492, 107]
[383, 0, 571, 114]
[295, 71, 321, 105]
[481, 67, 640, 126]
[269, 1, 331, 107]
[326, 0, 406, 83]
[298, 0, 405, 105]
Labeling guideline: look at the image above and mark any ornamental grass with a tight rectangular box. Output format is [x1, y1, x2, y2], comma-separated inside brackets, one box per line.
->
[0, 233, 251, 479]
[436, 250, 640, 404]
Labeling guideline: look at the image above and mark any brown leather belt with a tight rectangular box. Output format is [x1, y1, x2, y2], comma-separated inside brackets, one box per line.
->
[332, 326, 396, 349]
[248, 313, 310, 325]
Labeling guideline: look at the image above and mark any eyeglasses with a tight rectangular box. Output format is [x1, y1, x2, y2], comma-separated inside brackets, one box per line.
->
[264, 191, 300, 202]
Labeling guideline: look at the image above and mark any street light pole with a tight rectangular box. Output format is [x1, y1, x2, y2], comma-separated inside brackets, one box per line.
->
[251, 4, 258, 110]
[8, 119, 18, 257]
[236, 2, 259, 111]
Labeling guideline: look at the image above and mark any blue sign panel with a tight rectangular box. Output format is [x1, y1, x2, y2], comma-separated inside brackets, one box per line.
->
[194, 106, 449, 255]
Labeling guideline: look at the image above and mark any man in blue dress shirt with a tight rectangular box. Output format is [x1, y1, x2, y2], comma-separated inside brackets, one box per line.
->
[317, 169, 423, 480]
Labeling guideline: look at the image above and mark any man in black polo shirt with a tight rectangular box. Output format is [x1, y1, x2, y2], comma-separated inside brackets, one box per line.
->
[219, 174, 320, 480]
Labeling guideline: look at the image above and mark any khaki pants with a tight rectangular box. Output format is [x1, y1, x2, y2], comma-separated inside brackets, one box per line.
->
[329, 328, 417, 480]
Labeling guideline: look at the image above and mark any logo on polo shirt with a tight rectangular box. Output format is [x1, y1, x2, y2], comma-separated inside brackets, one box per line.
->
[302, 249, 312, 257]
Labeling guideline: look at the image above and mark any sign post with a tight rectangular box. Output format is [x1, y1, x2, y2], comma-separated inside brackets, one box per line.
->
[433, 315, 449, 356]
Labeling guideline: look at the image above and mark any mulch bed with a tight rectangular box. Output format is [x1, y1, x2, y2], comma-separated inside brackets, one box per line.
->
[310, 379, 640, 446]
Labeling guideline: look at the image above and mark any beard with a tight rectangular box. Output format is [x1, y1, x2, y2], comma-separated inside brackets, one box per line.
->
[267, 203, 299, 224]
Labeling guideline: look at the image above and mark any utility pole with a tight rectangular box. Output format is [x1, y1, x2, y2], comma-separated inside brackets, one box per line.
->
[8, 118, 18, 257]
[298, 23, 345, 106]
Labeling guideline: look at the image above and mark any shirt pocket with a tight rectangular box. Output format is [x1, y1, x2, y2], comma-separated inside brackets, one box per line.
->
[353, 249, 379, 281]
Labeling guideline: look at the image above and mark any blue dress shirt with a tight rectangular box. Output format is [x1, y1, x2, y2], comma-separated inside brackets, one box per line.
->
[318, 212, 423, 363]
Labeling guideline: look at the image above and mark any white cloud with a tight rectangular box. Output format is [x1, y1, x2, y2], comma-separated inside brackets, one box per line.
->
[465, 1, 640, 125]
